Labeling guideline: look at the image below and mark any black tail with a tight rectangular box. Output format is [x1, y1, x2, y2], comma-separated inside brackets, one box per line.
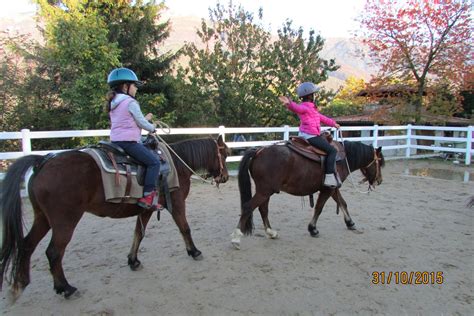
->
[238, 148, 258, 235]
[0, 155, 44, 290]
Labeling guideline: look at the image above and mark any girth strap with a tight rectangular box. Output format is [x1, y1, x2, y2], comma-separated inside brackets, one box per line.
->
[124, 164, 132, 198]
[106, 151, 121, 185]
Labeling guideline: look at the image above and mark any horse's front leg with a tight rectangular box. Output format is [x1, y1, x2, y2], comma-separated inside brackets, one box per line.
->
[258, 198, 278, 239]
[332, 190, 363, 234]
[308, 189, 332, 237]
[128, 210, 153, 271]
[170, 193, 202, 260]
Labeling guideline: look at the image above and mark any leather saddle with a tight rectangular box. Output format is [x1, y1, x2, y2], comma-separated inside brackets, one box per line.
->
[95, 139, 170, 186]
[286, 132, 346, 163]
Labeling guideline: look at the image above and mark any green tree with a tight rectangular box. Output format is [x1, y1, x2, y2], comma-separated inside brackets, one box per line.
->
[83, 0, 177, 118]
[11, 0, 174, 132]
[33, 0, 121, 129]
[175, 2, 338, 127]
[322, 77, 366, 117]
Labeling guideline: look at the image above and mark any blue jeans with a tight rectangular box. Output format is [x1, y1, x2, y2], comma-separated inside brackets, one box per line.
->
[112, 141, 160, 194]
[307, 136, 337, 174]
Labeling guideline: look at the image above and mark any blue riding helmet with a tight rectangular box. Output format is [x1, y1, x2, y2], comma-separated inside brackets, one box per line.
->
[296, 82, 320, 98]
[107, 67, 143, 87]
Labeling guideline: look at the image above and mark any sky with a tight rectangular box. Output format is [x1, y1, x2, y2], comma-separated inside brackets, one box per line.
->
[1, 0, 366, 38]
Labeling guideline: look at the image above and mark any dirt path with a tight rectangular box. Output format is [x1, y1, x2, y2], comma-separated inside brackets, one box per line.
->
[1, 159, 473, 315]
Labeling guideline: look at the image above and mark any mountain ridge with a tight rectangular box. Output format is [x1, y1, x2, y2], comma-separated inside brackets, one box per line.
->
[1, 14, 376, 91]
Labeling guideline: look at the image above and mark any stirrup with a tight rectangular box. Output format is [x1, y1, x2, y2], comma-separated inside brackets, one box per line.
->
[324, 174, 338, 188]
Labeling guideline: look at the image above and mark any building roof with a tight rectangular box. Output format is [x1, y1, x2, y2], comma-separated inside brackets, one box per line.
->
[356, 85, 429, 97]
[335, 111, 473, 127]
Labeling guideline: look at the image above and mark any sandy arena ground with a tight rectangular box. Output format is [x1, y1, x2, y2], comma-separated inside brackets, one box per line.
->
[1, 158, 473, 315]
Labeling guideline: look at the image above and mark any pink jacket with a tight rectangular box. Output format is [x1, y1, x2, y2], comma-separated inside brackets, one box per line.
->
[286, 101, 336, 136]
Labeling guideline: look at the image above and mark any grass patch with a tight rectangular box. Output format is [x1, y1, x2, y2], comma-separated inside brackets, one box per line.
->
[227, 161, 240, 170]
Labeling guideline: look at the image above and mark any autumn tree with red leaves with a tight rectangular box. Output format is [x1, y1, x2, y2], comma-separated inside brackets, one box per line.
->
[357, 0, 472, 121]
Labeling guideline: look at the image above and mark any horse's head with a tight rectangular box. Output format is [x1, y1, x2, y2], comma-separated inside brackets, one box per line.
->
[360, 146, 384, 189]
[209, 134, 229, 185]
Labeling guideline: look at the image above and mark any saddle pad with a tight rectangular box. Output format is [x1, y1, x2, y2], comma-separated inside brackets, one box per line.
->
[82, 144, 179, 204]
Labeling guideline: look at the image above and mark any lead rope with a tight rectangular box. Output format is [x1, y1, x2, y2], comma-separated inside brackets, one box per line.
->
[337, 129, 371, 194]
[152, 120, 216, 186]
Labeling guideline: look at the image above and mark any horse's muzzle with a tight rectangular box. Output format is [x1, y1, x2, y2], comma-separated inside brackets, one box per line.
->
[214, 173, 229, 184]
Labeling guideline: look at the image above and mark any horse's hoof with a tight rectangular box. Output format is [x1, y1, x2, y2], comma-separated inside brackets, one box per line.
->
[346, 220, 356, 229]
[128, 257, 142, 271]
[231, 240, 241, 250]
[65, 287, 81, 300]
[265, 228, 279, 239]
[7, 287, 23, 305]
[231, 229, 243, 249]
[308, 225, 319, 237]
[188, 249, 203, 260]
[193, 253, 204, 261]
[55, 284, 78, 299]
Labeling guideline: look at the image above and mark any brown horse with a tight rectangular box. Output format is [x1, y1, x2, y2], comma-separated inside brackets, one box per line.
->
[0, 136, 229, 299]
[231, 140, 384, 249]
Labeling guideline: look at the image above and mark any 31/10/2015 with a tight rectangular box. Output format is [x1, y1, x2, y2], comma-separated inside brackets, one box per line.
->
[371, 271, 444, 285]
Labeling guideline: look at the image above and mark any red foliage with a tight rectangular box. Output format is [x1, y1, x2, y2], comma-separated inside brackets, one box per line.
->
[357, 0, 472, 90]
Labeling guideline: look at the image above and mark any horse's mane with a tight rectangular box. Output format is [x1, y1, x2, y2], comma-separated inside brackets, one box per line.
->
[342, 141, 385, 171]
[170, 138, 216, 174]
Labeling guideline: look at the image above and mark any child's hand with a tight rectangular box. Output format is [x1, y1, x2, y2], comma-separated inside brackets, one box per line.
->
[278, 96, 291, 106]
[145, 113, 154, 121]
[334, 123, 341, 129]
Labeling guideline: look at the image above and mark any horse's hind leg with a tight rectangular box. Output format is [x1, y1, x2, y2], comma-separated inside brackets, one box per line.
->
[231, 192, 271, 249]
[308, 189, 332, 237]
[332, 190, 362, 233]
[258, 198, 278, 239]
[46, 215, 83, 298]
[127, 210, 153, 271]
[13, 212, 50, 296]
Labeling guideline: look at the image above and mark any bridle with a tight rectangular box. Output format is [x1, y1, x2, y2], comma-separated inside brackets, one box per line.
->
[212, 140, 227, 185]
[360, 150, 382, 188]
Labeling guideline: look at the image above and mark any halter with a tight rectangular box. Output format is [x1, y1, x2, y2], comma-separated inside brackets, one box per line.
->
[338, 129, 381, 194]
[213, 139, 227, 185]
[360, 150, 382, 189]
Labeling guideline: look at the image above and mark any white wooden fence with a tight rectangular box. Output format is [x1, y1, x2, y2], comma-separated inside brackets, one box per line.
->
[1, 124, 473, 165]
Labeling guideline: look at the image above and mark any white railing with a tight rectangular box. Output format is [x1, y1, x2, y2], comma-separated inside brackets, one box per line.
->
[1, 124, 473, 165]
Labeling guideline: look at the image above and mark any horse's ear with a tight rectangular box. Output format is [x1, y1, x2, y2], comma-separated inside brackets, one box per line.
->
[217, 134, 225, 145]
[376, 146, 382, 153]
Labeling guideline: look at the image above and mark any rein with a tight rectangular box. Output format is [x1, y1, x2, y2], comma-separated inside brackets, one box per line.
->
[152, 122, 224, 186]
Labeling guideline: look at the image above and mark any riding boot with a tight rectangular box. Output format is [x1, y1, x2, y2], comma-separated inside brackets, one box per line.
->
[138, 191, 163, 210]
[324, 174, 338, 188]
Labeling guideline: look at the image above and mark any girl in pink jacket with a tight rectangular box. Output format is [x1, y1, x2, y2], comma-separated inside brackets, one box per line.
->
[280, 82, 340, 188]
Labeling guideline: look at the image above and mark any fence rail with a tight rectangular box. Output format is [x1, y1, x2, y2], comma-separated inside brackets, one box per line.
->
[1, 124, 473, 165]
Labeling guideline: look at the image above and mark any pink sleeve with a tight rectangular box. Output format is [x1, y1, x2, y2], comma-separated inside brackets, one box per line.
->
[319, 113, 336, 127]
[286, 101, 306, 114]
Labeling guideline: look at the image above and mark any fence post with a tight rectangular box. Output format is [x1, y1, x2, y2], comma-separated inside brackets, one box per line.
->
[466, 125, 473, 165]
[406, 124, 412, 158]
[372, 125, 379, 148]
[283, 125, 290, 141]
[21, 129, 32, 156]
[218, 125, 226, 142]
